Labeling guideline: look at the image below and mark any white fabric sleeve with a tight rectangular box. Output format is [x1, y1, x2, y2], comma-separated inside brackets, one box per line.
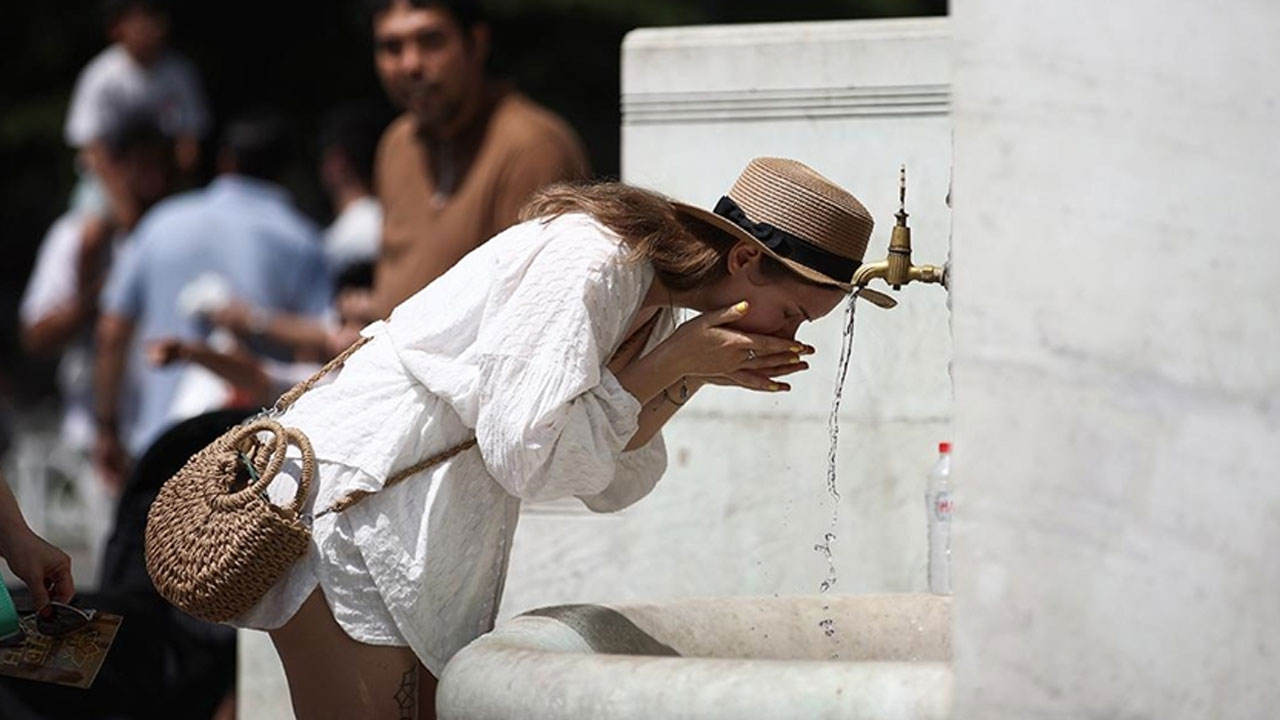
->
[576, 432, 668, 513]
[468, 229, 655, 503]
[475, 356, 642, 502]
[64, 63, 107, 146]
[19, 217, 82, 326]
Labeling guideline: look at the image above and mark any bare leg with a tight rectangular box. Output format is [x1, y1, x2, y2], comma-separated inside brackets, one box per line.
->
[418, 667, 439, 720]
[270, 590, 422, 719]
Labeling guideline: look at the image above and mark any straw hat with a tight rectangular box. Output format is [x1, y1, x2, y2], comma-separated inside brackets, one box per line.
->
[673, 157, 895, 308]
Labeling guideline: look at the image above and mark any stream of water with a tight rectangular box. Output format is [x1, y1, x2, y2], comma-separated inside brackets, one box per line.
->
[815, 293, 858, 657]
[818, 293, 858, 592]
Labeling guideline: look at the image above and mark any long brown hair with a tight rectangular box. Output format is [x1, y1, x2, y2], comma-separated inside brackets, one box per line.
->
[519, 181, 742, 291]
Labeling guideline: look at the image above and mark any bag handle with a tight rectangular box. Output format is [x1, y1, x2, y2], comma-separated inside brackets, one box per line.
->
[204, 339, 368, 516]
[210, 419, 316, 516]
[232, 419, 291, 486]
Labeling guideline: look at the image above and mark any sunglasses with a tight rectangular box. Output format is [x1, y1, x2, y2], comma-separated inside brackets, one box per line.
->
[35, 603, 97, 637]
[0, 602, 98, 648]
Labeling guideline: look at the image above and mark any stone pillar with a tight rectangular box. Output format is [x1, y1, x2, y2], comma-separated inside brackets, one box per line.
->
[950, 2, 1280, 717]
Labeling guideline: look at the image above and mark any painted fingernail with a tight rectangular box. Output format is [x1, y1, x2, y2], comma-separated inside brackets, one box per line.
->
[770, 383, 784, 391]
[735, 301, 749, 313]
[790, 345, 804, 353]
[789, 355, 801, 364]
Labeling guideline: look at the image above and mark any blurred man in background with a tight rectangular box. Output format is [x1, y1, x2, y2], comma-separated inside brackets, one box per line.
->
[93, 112, 330, 488]
[367, 0, 590, 315]
[65, 0, 209, 217]
[21, 117, 175, 459]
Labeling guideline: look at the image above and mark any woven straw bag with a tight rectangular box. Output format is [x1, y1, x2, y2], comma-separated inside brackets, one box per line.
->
[144, 337, 475, 622]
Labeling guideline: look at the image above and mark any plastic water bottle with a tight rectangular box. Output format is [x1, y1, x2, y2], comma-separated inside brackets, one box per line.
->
[926, 442, 953, 595]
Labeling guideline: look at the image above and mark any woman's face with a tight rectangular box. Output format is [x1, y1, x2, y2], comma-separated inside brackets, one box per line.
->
[702, 243, 848, 340]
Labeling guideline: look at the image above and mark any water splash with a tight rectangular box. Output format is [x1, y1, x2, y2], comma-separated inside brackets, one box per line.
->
[820, 603, 840, 659]
[813, 532, 837, 593]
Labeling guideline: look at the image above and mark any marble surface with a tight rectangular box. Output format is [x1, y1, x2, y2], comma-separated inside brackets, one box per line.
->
[949, 1, 1280, 717]
[237, 629, 292, 719]
[439, 594, 952, 720]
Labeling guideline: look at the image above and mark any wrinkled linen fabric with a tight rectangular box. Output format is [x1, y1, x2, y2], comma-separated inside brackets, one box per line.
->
[230, 214, 671, 674]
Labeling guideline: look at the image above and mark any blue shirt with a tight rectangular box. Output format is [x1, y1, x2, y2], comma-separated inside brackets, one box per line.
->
[102, 175, 331, 455]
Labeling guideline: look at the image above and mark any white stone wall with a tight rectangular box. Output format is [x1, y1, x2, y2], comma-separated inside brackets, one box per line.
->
[501, 18, 955, 618]
[950, 1, 1280, 717]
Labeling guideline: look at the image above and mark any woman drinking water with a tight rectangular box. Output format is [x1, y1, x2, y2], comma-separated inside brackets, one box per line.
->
[229, 157, 889, 718]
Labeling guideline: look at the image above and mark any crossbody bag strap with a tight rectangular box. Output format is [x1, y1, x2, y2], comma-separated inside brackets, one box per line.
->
[263, 333, 478, 521]
[272, 334, 372, 414]
[315, 437, 478, 519]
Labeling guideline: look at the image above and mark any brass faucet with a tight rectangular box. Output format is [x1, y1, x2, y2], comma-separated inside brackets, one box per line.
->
[853, 167, 947, 301]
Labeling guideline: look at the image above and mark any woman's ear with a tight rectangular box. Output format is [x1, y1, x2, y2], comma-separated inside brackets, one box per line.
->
[726, 242, 763, 277]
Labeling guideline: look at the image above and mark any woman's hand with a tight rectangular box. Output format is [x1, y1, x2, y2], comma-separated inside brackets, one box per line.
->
[0, 526, 75, 611]
[656, 301, 813, 392]
[698, 353, 811, 393]
[616, 301, 814, 406]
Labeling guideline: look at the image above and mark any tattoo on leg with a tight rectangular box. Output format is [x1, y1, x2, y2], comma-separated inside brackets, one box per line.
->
[395, 665, 418, 720]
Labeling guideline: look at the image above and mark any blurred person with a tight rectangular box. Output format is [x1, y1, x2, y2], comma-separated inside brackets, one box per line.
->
[148, 262, 379, 405]
[319, 105, 387, 277]
[203, 261, 377, 359]
[93, 112, 331, 489]
[21, 117, 176, 456]
[367, 0, 590, 315]
[18, 119, 176, 580]
[65, 0, 209, 216]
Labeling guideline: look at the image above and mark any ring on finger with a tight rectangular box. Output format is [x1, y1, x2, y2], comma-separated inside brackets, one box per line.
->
[746, 349, 757, 361]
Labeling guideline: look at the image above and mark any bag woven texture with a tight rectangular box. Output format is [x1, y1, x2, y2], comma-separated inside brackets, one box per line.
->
[144, 337, 475, 622]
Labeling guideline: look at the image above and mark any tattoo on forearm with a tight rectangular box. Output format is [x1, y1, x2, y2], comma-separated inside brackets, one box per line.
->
[396, 665, 418, 720]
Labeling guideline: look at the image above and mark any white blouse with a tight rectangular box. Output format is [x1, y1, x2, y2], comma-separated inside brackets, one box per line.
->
[234, 213, 671, 674]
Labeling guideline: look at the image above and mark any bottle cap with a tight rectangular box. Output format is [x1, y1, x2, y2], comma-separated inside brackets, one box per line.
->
[938, 442, 951, 454]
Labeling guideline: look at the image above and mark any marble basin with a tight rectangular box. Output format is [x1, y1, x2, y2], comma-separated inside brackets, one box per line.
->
[437, 593, 951, 720]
